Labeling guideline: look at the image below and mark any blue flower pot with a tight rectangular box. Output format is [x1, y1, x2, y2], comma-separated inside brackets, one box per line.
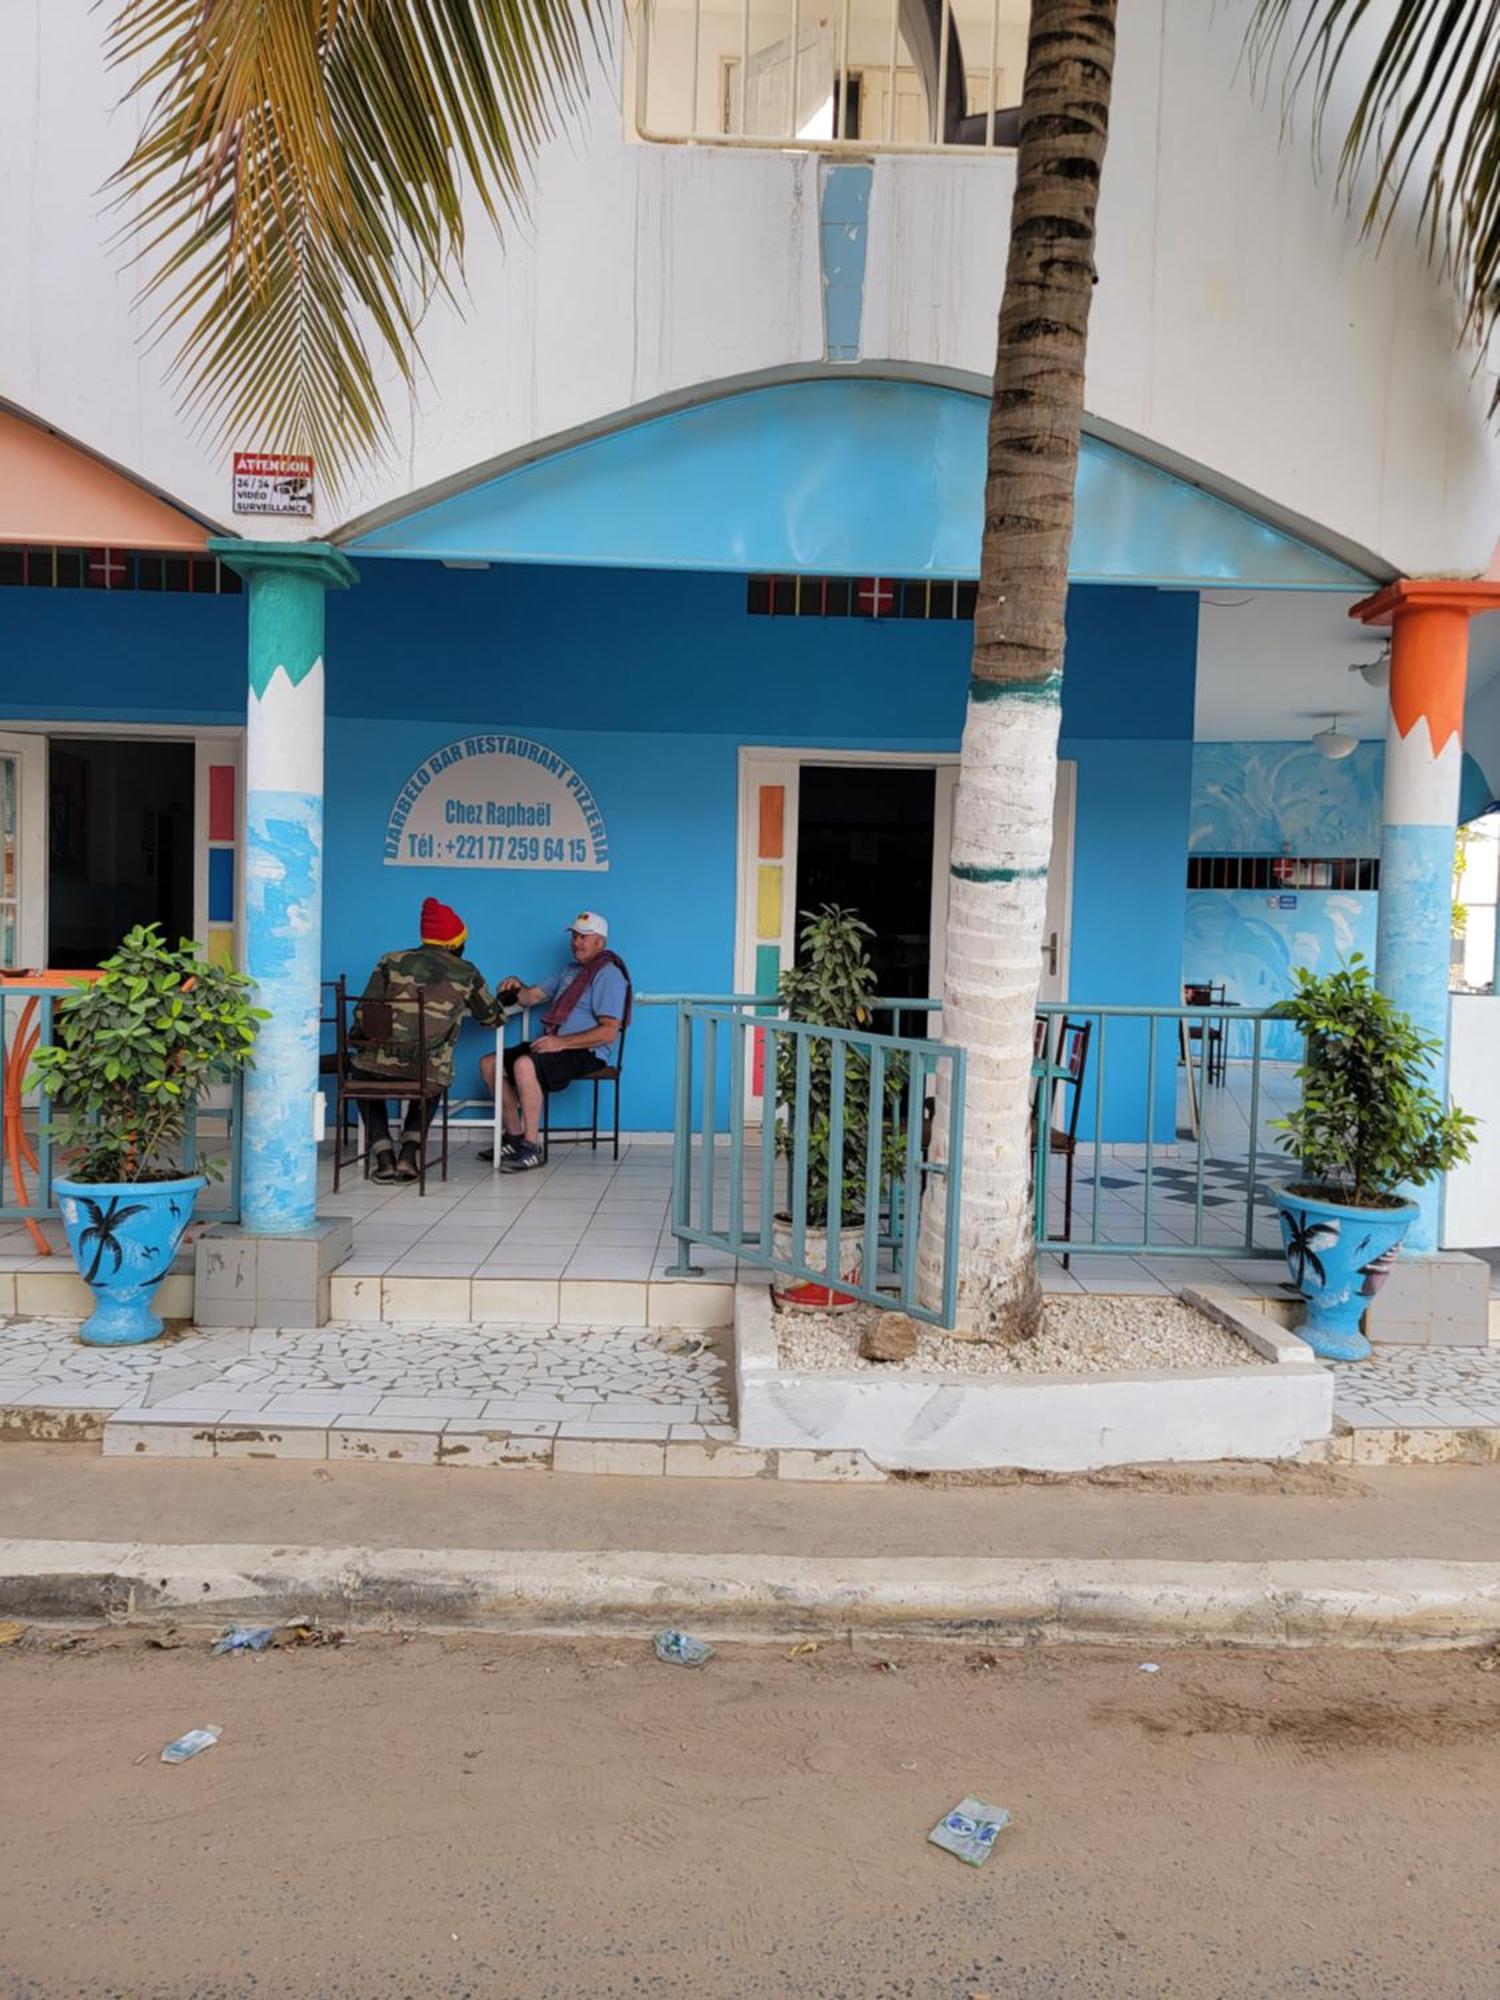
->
[55, 1175, 205, 1346]
[1271, 1185, 1417, 1362]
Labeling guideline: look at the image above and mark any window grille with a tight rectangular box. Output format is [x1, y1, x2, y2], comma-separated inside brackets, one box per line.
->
[0, 548, 242, 595]
[747, 574, 977, 618]
[631, 0, 1030, 154]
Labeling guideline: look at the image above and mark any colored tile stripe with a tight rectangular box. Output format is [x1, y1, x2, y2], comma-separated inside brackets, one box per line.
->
[207, 927, 235, 970]
[752, 943, 781, 1099]
[208, 765, 236, 843]
[758, 785, 784, 859]
[208, 846, 236, 924]
[756, 863, 782, 941]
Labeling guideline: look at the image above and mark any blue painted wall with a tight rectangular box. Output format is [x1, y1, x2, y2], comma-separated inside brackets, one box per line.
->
[0, 567, 1198, 1131]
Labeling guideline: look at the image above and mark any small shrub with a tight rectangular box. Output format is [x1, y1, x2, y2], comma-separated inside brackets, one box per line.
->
[1272, 956, 1475, 1207]
[30, 924, 266, 1184]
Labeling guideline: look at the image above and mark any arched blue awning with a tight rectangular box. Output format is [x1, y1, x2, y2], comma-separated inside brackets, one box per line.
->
[347, 379, 1374, 591]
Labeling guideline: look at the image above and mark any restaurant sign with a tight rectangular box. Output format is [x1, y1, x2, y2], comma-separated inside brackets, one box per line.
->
[383, 735, 609, 871]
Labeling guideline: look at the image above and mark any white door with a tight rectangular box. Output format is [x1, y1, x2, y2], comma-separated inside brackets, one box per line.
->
[1039, 760, 1076, 1003]
[0, 733, 46, 971]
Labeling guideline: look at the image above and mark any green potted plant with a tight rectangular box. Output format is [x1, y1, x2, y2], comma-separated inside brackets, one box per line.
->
[31, 925, 266, 1347]
[772, 906, 907, 1310]
[1270, 956, 1475, 1360]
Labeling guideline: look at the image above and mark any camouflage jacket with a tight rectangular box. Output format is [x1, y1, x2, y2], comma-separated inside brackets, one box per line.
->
[350, 945, 501, 1087]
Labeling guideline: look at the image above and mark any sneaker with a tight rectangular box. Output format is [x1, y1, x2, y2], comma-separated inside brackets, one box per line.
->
[476, 1136, 522, 1166]
[501, 1141, 545, 1174]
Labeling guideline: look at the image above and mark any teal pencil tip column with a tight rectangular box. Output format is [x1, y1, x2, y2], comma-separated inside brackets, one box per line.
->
[212, 540, 357, 1237]
[1357, 580, 1500, 1253]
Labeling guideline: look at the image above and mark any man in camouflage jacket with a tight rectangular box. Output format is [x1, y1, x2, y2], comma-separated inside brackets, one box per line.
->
[351, 898, 502, 1182]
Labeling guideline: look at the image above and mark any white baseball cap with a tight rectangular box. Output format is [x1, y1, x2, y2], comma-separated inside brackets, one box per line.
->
[569, 911, 608, 938]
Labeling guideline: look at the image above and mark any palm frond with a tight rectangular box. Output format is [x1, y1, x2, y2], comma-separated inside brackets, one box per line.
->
[1247, 0, 1500, 400]
[107, 0, 602, 493]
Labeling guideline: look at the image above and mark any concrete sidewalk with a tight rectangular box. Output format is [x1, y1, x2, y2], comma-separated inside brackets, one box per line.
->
[7, 1446, 1500, 1562]
[3, 1449, 1500, 1649]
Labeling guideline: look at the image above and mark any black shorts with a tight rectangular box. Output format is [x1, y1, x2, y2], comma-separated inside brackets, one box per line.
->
[504, 1041, 607, 1094]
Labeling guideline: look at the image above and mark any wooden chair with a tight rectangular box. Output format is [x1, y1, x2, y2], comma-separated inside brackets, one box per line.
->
[331, 980, 450, 1195]
[1183, 982, 1227, 1087]
[541, 1023, 629, 1162]
[1040, 1015, 1092, 1266]
[319, 976, 359, 1149]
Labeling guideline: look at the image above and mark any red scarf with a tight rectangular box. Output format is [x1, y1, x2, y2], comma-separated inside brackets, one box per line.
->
[542, 950, 632, 1034]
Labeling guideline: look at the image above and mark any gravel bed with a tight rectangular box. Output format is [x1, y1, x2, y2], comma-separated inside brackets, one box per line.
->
[773, 1293, 1265, 1376]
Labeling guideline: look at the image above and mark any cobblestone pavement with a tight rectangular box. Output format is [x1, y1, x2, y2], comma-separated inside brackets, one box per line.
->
[1332, 1345, 1500, 1430]
[0, 1316, 733, 1442]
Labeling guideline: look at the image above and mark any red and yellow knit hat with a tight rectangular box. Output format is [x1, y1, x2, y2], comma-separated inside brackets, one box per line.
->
[421, 897, 467, 950]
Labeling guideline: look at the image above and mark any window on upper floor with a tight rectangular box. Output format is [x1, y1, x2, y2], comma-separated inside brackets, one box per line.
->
[627, 0, 1029, 154]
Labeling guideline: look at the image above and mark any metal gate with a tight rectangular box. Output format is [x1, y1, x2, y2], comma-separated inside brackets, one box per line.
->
[664, 997, 966, 1328]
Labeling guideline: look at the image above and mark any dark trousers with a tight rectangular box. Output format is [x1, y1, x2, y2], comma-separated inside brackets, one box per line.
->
[360, 1093, 436, 1155]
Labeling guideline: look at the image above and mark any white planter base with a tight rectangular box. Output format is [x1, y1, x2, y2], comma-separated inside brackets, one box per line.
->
[735, 1283, 1334, 1473]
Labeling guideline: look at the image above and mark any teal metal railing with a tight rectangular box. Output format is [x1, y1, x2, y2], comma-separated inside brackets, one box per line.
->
[660, 995, 967, 1328]
[1033, 1000, 1289, 1260]
[0, 983, 244, 1232]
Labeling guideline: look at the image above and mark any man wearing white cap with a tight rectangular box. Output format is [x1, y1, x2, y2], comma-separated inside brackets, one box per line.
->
[478, 912, 631, 1172]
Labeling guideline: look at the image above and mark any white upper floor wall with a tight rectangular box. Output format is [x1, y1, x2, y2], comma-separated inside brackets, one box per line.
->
[1, 0, 1495, 574]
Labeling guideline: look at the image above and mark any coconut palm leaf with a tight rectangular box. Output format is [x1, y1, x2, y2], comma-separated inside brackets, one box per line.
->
[1248, 0, 1500, 400]
[106, 0, 601, 491]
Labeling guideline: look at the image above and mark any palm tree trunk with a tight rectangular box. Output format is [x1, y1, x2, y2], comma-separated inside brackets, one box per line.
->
[916, 0, 1117, 1341]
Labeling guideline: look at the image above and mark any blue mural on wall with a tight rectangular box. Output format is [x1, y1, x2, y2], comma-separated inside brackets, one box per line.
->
[1186, 742, 1382, 1060]
[1189, 742, 1383, 857]
[1184, 888, 1378, 1060]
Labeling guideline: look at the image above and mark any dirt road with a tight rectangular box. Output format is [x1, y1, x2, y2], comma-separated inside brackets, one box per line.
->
[4, 1630, 1498, 1998]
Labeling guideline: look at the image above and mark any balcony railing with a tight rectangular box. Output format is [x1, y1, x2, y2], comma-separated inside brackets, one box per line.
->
[630, 0, 1029, 154]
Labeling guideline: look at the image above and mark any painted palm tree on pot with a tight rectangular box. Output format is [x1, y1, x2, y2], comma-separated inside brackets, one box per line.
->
[1269, 957, 1475, 1361]
[30, 925, 266, 1347]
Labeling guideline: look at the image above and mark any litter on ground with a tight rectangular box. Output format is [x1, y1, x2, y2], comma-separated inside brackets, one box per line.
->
[213, 1626, 274, 1656]
[160, 1725, 222, 1765]
[928, 1798, 1014, 1868]
[653, 1630, 713, 1668]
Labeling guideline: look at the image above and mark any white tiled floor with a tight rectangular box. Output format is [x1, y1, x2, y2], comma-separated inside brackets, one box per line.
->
[320, 1136, 734, 1284]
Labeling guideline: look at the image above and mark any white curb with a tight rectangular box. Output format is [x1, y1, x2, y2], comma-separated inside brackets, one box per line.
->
[2, 1540, 1499, 1649]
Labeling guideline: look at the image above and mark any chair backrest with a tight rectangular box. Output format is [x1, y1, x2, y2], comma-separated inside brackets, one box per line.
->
[319, 975, 347, 1074]
[344, 973, 429, 1081]
[1050, 1016, 1092, 1143]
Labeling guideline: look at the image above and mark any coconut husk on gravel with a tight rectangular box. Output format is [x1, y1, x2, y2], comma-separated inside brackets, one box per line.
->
[775, 1293, 1265, 1376]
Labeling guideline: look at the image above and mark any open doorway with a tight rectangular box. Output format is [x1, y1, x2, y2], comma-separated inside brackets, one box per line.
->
[47, 738, 195, 968]
[794, 765, 936, 999]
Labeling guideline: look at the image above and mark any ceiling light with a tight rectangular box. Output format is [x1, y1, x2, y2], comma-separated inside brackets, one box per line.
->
[1313, 715, 1359, 761]
[1348, 643, 1391, 689]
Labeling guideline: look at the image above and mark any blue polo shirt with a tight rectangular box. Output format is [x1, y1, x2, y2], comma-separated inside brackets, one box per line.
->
[541, 960, 628, 1058]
